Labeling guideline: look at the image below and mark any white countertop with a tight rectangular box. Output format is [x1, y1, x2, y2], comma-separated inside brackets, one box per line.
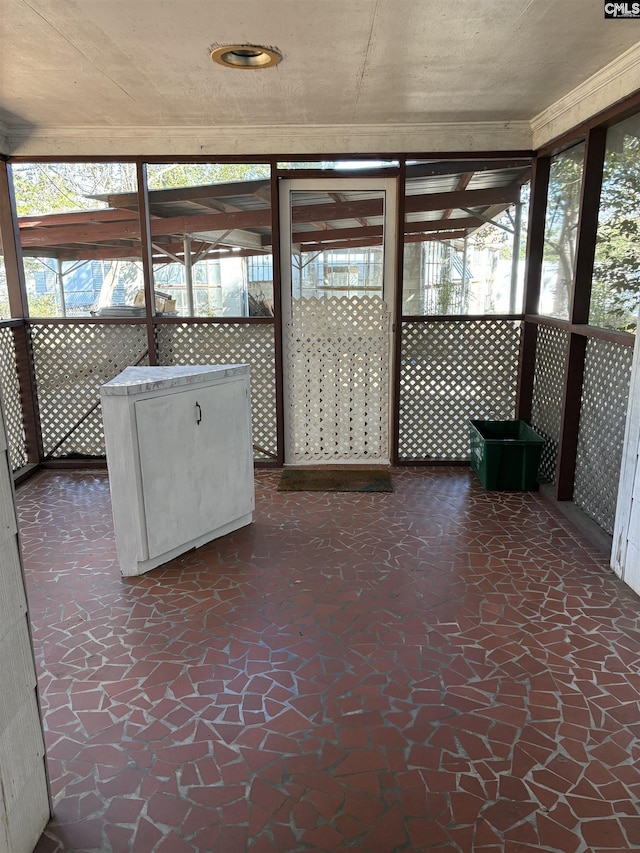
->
[100, 364, 250, 396]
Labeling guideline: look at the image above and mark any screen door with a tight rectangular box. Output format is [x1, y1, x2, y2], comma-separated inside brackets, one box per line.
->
[280, 178, 397, 465]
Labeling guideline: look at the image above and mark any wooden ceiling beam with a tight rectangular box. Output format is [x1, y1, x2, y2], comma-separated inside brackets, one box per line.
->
[291, 224, 381, 244]
[19, 208, 139, 228]
[405, 159, 530, 179]
[404, 231, 468, 243]
[288, 215, 484, 246]
[442, 172, 475, 220]
[19, 208, 272, 248]
[19, 186, 518, 251]
[37, 219, 473, 260]
[32, 242, 272, 263]
[328, 191, 370, 228]
[409, 185, 519, 211]
[299, 230, 469, 253]
[299, 236, 383, 252]
[295, 185, 519, 224]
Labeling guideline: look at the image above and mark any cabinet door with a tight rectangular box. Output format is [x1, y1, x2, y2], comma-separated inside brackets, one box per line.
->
[135, 379, 254, 559]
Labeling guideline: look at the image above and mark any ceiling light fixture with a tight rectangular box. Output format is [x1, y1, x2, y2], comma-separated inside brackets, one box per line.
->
[210, 44, 282, 69]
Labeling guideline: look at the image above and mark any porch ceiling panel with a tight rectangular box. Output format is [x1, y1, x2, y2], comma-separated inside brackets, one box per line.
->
[1, 1, 640, 154]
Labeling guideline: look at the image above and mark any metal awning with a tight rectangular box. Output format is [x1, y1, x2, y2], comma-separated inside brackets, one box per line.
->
[16, 159, 531, 263]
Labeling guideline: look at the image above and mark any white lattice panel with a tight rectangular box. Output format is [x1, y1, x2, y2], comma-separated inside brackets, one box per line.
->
[530, 324, 568, 484]
[30, 323, 149, 458]
[156, 322, 277, 461]
[286, 296, 390, 462]
[0, 328, 27, 471]
[574, 339, 633, 534]
[398, 320, 521, 460]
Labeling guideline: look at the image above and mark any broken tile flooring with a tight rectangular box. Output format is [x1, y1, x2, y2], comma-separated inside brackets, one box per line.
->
[19, 467, 640, 852]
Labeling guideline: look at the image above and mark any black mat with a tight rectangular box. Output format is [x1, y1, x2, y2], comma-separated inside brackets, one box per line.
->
[277, 468, 393, 493]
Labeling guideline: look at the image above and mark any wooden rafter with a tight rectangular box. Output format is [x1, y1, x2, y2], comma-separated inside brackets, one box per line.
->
[289, 215, 485, 247]
[18, 184, 520, 256]
[405, 160, 530, 179]
[442, 172, 474, 220]
[19, 208, 139, 228]
[298, 230, 468, 253]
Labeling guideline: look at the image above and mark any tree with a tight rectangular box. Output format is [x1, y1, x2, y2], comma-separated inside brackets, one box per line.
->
[146, 162, 269, 189]
[591, 129, 640, 332]
[541, 146, 584, 318]
[11, 162, 137, 216]
[10, 161, 271, 317]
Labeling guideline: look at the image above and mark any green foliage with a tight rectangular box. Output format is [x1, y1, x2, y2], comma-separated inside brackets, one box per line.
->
[146, 162, 269, 190]
[10, 161, 271, 319]
[542, 145, 585, 318]
[11, 162, 137, 216]
[27, 293, 59, 318]
[591, 128, 640, 332]
[540, 126, 640, 332]
[436, 278, 456, 315]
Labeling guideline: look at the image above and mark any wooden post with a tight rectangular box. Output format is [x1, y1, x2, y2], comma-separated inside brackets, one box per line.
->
[183, 236, 195, 317]
[136, 162, 157, 365]
[0, 161, 29, 318]
[391, 162, 406, 466]
[556, 128, 607, 500]
[0, 161, 44, 465]
[270, 159, 285, 466]
[517, 156, 550, 422]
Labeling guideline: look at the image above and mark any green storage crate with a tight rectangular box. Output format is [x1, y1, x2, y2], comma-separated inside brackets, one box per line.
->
[469, 420, 544, 491]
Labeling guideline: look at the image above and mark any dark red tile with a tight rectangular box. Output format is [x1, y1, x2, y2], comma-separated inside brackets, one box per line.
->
[581, 818, 628, 848]
[17, 469, 640, 852]
[498, 775, 532, 801]
[481, 799, 538, 831]
[104, 824, 135, 850]
[146, 792, 190, 827]
[104, 797, 145, 823]
[249, 778, 288, 816]
[406, 817, 451, 847]
[536, 812, 581, 852]
[334, 748, 386, 776]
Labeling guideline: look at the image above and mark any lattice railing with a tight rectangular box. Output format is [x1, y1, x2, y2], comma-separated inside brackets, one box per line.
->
[530, 324, 568, 484]
[574, 339, 633, 534]
[398, 319, 521, 460]
[0, 326, 27, 471]
[156, 322, 277, 461]
[30, 323, 149, 458]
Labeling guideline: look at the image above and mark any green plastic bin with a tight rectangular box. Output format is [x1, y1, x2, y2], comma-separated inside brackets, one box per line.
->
[469, 420, 544, 491]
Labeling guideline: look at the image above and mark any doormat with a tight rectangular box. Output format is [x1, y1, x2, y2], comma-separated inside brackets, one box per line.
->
[277, 468, 393, 493]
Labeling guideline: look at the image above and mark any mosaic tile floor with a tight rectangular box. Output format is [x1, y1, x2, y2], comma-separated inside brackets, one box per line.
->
[17, 467, 640, 852]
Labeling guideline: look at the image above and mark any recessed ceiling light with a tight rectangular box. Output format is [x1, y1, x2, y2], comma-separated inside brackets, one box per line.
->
[210, 44, 282, 69]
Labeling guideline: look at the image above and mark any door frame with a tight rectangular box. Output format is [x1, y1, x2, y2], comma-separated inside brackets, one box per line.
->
[278, 176, 398, 466]
[611, 316, 640, 592]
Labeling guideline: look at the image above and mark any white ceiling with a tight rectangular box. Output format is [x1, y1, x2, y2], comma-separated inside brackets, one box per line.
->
[2, 0, 640, 155]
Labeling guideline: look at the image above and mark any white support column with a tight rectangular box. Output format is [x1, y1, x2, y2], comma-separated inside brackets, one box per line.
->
[461, 235, 469, 310]
[56, 258, 66, 318]
[183, 236, 195, 317]
[510, 201, 522, 314]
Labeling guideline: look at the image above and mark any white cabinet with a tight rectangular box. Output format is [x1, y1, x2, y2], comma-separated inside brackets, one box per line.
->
[101, 365, 255, 577]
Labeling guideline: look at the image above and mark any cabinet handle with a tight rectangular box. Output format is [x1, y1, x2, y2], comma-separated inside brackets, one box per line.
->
[195, 402, 202, 425]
